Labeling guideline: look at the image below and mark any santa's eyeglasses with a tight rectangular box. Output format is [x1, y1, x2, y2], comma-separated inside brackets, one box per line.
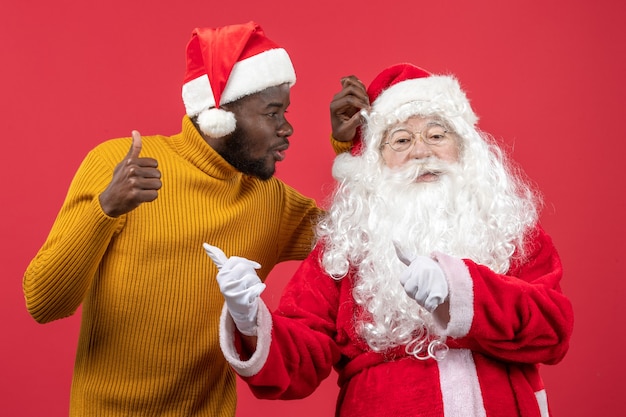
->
[383, 122, 451, 152]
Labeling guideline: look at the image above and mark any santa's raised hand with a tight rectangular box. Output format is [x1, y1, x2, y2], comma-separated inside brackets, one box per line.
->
[203, 243, 266, 337]
[394, 242, 449, 313]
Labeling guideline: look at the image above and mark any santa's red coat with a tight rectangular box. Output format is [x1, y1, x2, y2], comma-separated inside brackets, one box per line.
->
[220, 226, 574, 417]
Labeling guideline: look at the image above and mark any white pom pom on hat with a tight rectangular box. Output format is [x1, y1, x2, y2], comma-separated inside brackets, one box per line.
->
[181, 22, 296, 138]
[197, 108, 236, 138]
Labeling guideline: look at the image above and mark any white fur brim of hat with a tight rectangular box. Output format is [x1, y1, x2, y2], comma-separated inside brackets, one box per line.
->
[182, 48, 296, 137]
[366, 75, 478, 140]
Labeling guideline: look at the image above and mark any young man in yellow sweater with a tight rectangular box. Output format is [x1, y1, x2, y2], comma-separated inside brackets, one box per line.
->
[22, 22, 365, 417]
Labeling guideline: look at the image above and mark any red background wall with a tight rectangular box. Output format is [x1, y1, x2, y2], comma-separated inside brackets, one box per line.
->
[2, 1, 624, 415]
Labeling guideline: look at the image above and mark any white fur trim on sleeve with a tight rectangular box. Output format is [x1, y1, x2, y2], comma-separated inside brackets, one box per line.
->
[432, 252, 474, 338]
[219, 300, 273, 377]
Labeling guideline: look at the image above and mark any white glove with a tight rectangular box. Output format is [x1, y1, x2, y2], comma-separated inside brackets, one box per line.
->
[394, 242, 449, 312]
[203, 243, 266, 336]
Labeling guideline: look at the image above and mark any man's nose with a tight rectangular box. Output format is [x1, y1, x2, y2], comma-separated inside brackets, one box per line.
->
[278, 118, 293, 137]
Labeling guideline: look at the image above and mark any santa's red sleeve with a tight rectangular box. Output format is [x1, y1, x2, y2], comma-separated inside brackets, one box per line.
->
[219, 244, 343, 399]
[433, 225, 574, 365]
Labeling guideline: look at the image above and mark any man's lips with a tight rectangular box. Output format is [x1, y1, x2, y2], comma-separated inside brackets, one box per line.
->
[272, 144, 289, 161]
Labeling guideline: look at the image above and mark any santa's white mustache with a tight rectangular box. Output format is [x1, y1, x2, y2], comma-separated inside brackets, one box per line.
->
[384, 158, 453, 182]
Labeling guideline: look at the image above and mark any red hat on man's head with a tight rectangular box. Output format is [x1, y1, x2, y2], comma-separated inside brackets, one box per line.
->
[351, 63, 477, 155]
[182, 22, 296, 138]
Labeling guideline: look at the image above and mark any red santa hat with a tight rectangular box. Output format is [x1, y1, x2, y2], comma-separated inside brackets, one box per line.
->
[352, 63, 477, 155]
[182, 22, 296, 137]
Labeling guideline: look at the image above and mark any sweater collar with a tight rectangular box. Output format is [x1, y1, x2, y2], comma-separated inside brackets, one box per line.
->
[171, 116, 241, 180]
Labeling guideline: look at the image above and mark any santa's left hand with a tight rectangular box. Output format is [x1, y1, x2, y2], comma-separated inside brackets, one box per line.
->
[203, 243, 265, 336]
[394, 243, 449, 312]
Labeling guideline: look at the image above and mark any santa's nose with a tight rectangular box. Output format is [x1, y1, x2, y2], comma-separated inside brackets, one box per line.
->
[409, 140, 434, 159]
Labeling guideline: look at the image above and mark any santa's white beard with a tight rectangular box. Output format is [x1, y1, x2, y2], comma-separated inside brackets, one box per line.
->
[370, 159, 466, 258]
[318, 155, 534, 354]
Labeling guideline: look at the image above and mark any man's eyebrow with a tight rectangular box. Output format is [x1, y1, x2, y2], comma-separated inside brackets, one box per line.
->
[263, 101, 289, 111]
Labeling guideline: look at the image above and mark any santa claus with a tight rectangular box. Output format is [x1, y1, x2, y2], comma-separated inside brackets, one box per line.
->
[206, 63, 574, 417]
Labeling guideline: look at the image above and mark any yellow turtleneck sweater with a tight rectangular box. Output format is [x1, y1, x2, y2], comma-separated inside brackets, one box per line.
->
[23, 116, 323, 416]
